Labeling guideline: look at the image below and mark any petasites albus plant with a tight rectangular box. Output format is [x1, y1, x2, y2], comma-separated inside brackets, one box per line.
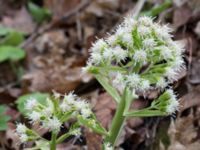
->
[15, 92, 107, 150]
[83, 16, 185, 147]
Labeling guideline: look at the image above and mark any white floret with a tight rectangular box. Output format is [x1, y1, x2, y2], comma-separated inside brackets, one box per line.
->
[90, 52, 102, 65]
[28, 111, 41, 122]
[113, 72, 124, 85]
[140, 80, 150, 91]
[19, 134, 29, 143]
[42, 107, 53, 117]
[16, 123, 27, 134]
[138, 25, 151, 36]
[103, 48, 114, 61]
[81, 108, 92, 118]
[64, 92, 76, 105]
[60, 101, 71, 112]
[113, 46, 127, 62]
[126, 73, 141, 89]
[165, 67, 177, 82]
[123, 16, 136, 29]
[156, 77, 167, 89]
[142, 38, 155, 49]
[74, 100, 89, 110]
[172, 56, 185, 71]
[166, 98, 179, 114]
[171, 41, 185, 56]
[160, 46, 172, 60]
[90, 39, 107, 53]
[25, 98, 38, 110]
[115, 25, 125, 36]
[138, 16, 153, 26]
[162, 25, 173, 35]
[165, 89, 179, 114]
[154, 24, 171, 40]
[106, 35, 117, 46]
[121, 33, 133, 46]
[166, 89, 176, 100]
[53, 91, 61, 99]
[70, 128, 81, 136]
[133, 50, 147, 62]
[46, 117, 62, 132]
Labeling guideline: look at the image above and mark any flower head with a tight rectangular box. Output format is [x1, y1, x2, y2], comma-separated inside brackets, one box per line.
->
[28, 111, 41, 122]
[84, 15, 185, 106]
[70, 128, 81, 136]
[90, 39, 107, 53]
[133, 50, 147, 62]
[45, 117, 62, 132]
[16, 123, 27, 134]
[164, 89, 179, 114]
[126, 73, 141, 89]
[19, 134, 29, 143]
[64, 92, 76, 105]
[113, 46, 127, 62]
[138, 16, 153, 26]
[143, 38, 155, 49]
[25, 98, 38, 110]
[81, 108, 92, 118]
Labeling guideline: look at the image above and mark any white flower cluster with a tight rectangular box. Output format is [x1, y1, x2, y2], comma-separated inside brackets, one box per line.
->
[85, 16, 185, 90]
[84, 16, 185, 114]
[16, 123, 29, 142]
[16, 92, 95, 143]
[151, 89, 179, 114]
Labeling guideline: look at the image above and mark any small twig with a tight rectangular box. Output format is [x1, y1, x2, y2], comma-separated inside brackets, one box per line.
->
[20, 0, 90, 49]
[131, 0, 147, 18]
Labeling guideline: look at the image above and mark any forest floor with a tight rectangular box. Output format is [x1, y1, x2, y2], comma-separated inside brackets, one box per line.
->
[0, 0, 200, 150]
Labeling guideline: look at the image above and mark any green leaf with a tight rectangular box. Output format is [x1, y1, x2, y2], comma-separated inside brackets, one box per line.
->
[16, 92, 49, 116]
[140, 0, 172, 17]
[28, 2, 51, 24]
[0, 46, 25, 62]
[0, 105, 11, 131]
[0, 105, 6, 114]
[0, 27, 25, 46]
[124, 109, 166, 117]
[0, 27, 12, 36]
[94, 74, 121, 103]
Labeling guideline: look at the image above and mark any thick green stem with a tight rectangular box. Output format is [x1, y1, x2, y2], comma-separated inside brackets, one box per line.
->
[50, 132, 57, 150]
[56, 133, 70, 144]
[106, 88, 129, 146]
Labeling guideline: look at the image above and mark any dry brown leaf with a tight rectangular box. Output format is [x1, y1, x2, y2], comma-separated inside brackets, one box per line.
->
[194, 21, 200, 37]
[94, 93, 116, 129]
[4, 122, 21, 150]
[22, 30, 87, 93]
[167, 113, 200, 150]
[22, 67, 82, 93]
[57, 143, 82, 150]
[84, 128, 102, 150]
[0, 7, 36, 34]
[189, 59, 200, 84]
[173, 4, 192, 28]
[179, 86, 200, 112]
[85, 0, 120, 17]
[44, 0, 81, 19]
